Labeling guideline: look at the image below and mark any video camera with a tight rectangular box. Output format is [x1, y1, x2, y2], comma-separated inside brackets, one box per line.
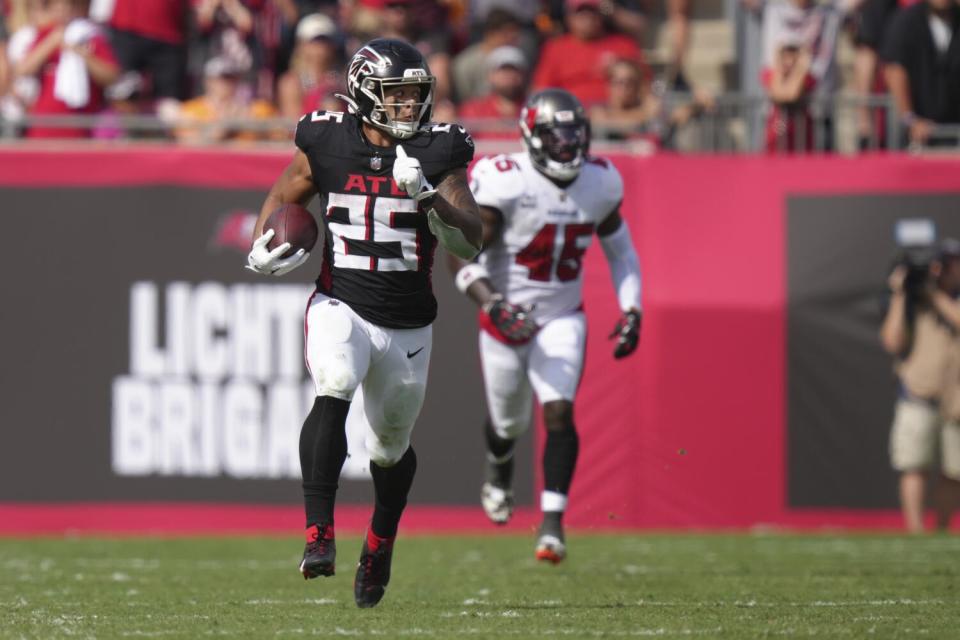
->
[893, 218, 938, 304]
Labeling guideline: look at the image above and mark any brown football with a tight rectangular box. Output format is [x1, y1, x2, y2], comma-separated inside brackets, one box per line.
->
[264, 203, 319, 258]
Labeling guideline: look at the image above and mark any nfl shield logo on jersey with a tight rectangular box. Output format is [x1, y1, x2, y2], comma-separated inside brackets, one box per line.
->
[370, 156, 382, 170]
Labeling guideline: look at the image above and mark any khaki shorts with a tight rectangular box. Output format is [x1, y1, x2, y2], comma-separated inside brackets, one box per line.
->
[889, 398, 960, 479]
[942, 421, 960, 481]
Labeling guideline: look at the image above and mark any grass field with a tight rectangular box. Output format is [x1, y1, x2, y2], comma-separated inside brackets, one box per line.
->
[2, 533, 959, 639]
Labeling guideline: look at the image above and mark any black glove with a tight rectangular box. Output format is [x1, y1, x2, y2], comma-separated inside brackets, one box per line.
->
[484, 295, 538, 344]
[609, 309, 641, 359]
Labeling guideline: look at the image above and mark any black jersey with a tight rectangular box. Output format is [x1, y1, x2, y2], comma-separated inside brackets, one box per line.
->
[295, 111, 474, 328]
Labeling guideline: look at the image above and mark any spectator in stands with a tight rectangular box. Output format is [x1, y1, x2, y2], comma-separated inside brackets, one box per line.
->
[249, 0, 302, 98]
[544, 0, 645, 40]
[192, 0, 257, 86]
[378, 0, 453, 106]
[881, 240, 960, 532]
[452, 8, 522, 103]
[762, 33, 815, 153]
[0, 9, 9, 100]
[276, 12, 341, 120]
[91, 70, 145, 139]
[754, 0, 847, 150]
[590, 57, 711, 145]
[666, 0, 692, 89]
[175, 54, 279, 143]
[465, 0, 540, 62]
[851, 0, 899, 149]
[108, 0, 189, 114]
[16, 0, 120, 138]
[458, 45, 527, 139]
[1, 0, 48, 134]
[591, 57, 661, 142]
[881, 0, 960, 148]
[533, 0, 642, 108]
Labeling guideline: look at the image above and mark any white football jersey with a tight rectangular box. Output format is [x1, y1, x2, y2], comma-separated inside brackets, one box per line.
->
[470, 152, 624, 323]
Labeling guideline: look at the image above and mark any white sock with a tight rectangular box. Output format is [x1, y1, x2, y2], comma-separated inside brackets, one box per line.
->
[540, 491, 568, 513]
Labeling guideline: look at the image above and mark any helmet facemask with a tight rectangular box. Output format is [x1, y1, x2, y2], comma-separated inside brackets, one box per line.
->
[363, 76, 435, 139]
[524, 122, 589, 181]
[535, 124, 589, 180]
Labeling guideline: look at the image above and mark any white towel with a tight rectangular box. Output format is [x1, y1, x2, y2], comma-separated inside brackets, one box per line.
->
[54, 19, 99, 109]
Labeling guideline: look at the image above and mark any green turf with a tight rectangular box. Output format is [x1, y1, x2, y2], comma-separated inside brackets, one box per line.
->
[1, 533, 959, 638]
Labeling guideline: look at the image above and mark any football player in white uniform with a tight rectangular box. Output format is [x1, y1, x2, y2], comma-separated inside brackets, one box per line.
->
[449, 89, 642, 563]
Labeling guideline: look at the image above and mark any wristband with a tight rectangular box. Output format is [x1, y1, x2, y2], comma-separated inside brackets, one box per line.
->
[455, 263, 490, 294]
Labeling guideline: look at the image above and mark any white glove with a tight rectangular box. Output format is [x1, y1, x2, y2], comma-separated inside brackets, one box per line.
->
[245, 228, 309, 276]
[393, 144, 436, 202]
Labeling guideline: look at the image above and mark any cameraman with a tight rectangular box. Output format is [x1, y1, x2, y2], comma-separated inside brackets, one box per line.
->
[880, 239, 960, 532]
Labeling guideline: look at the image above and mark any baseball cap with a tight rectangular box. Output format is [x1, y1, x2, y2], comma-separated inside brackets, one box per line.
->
[296, 13, 337, 42]
[486, 46, 528, 72]
[566, 0, 602, 10]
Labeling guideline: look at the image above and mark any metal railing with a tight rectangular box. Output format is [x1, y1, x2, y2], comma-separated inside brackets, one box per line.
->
[2, 94, 959, 154]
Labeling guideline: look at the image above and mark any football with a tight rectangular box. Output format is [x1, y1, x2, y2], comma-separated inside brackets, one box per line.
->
[264, 203, 319, 257]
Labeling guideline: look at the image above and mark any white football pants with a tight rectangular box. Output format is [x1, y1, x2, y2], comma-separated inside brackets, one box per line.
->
[480, 311, 587, 440]
[305, 292, 432, 467]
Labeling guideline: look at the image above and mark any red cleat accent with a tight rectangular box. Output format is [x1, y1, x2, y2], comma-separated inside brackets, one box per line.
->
[300, 523, 336, 578]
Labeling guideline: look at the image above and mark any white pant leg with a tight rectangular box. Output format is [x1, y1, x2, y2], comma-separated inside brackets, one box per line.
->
[361, 323, 432, 467]
[528, 312, 587, 405]
[479, 331, 534, 440]
[304, 294, 371, 401]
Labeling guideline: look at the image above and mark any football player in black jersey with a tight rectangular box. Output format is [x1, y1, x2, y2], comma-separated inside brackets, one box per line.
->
[246, 38, 481, 608]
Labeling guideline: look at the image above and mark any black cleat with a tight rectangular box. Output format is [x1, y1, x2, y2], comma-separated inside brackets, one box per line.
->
[299, 523, 336, 579]
[354, 533, 394, 608]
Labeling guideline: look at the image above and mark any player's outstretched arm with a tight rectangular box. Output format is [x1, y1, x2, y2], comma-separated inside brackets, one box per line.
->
[446, 205, 503, 307]
[597, 208, 643, 359]
[449, 205, 538, 344]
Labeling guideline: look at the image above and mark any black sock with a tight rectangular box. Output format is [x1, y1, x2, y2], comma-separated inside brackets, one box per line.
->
[370, 446, 418, 539]
[299, 395, 351, 528]
[542, 427, 579, 495]
[484, 420, 515, 488]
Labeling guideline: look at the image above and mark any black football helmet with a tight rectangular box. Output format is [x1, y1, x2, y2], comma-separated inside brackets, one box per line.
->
[338, 38, 435, 140]
[519, 89, 591, 181]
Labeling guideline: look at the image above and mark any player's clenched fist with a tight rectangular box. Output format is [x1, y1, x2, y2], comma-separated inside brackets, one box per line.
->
[483, 295, 538, 344]
[246, 228, 309, 276]
[393, 144, 437, 202]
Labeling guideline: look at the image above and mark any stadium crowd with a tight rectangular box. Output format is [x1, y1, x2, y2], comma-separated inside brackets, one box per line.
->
[0, 0, 957, 149]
